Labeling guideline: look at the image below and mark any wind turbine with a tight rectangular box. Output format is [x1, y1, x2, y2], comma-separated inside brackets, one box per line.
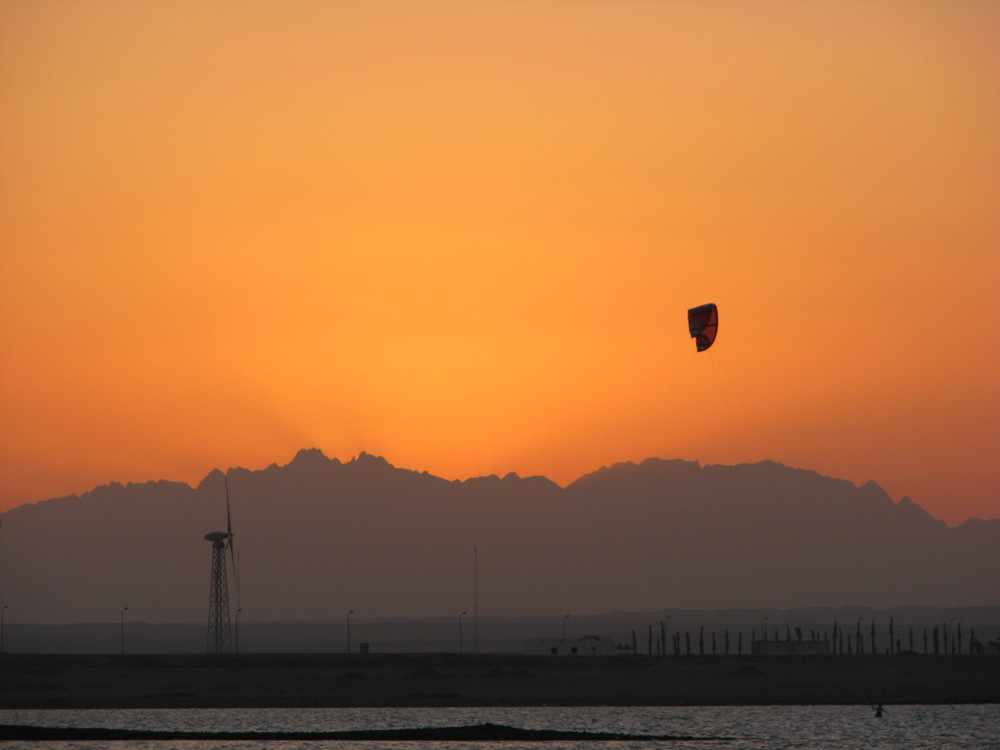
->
[205, 474, 239, 655]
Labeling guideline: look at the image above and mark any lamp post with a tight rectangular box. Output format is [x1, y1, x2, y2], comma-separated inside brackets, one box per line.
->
[459, 611, 467, 655]
[120, 607, 128, 656]
[1, 605, 7, 654]
[562, 614, 570, 640]
[347, 610, 354, 654]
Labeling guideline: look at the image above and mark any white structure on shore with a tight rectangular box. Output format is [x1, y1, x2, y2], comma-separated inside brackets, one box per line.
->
[524, 635, 614, 656]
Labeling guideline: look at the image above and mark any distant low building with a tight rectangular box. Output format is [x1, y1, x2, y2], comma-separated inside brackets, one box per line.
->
[524, 635, 614, 656]
[752, 640, 831, 657]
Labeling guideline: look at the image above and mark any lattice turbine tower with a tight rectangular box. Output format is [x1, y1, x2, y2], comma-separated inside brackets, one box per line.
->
[205, 477, 238, 655]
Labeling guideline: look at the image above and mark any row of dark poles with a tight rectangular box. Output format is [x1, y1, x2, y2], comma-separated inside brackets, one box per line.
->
[4, 609, 991, 657]
[829, 617, 986, 656]
[100, 614, 1000, 658]
[629, 617, 993, 657]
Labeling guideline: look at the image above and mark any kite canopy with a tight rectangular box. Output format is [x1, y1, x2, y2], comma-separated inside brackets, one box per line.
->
[688, 303, 718, 352]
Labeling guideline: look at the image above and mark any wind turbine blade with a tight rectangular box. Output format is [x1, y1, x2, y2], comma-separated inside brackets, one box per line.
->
[234, 546, 241, 610]
[225, 475, 237, 574]
[225, 475, 233, 540]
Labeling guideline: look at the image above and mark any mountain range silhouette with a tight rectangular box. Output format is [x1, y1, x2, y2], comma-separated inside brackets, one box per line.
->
[1, 449, 996, 624]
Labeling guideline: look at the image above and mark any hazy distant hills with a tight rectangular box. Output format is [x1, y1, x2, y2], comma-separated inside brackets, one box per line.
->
[1, 450, 997, 624]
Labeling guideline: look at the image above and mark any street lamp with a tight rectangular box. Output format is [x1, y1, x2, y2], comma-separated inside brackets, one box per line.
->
[1, 605, 7, 653]
[562, 614, 570, 640]
[459, 611, 467, 655]
[120, 607, 129, 656]
[347, 610, 354, 654]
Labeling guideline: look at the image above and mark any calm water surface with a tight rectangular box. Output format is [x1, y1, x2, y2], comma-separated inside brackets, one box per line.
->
[0, 705, 996, 749]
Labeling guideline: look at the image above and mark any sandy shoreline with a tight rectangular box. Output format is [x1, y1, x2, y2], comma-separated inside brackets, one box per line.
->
[1, 653, 997, 709]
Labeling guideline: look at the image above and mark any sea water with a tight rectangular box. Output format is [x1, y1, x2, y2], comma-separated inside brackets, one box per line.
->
[0, 705, 996, 749]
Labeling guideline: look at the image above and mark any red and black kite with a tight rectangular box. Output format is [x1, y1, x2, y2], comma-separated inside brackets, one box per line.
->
[688, 303, 718, 352]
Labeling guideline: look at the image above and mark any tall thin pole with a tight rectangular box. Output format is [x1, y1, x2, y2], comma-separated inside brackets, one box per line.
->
[120, 606, 128, 656]
[473, 545, 479, 654]
[459, 611, 466, 655]
[1, 605, 7, 653]
[347, 610, 354, 654]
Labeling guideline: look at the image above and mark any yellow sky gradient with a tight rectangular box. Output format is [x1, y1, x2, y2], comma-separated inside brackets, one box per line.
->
[2, 1, 997, 525]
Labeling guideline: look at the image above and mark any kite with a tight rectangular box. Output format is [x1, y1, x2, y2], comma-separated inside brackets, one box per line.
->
[688, 303, 718, 352]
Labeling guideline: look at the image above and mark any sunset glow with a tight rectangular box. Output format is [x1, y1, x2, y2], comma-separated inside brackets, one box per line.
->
[2, 1, 997, 525]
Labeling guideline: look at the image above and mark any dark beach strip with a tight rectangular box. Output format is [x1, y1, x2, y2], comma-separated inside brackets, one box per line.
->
[0, 722, 715, 742]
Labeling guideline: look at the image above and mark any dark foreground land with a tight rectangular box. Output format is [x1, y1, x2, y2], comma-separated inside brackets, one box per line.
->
[0, 722, 710, 742]
[1, 653, 997, 709]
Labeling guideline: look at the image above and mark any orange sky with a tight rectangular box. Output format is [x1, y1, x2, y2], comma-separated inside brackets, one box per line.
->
[1, 1, 997, 526]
